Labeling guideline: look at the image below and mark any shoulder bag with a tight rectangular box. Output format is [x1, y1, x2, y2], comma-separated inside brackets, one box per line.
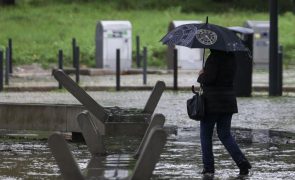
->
[186, 48, 206, 121]
[186, 85, 205, 121]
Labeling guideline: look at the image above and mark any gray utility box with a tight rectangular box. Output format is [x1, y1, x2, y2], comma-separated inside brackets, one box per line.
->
[167, 21, 203, 70]
[96, 21, 132, 71]
[244, 20, 270, 68]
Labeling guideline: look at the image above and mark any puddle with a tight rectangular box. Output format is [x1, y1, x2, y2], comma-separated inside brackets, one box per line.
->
[0, 91, 295, 179]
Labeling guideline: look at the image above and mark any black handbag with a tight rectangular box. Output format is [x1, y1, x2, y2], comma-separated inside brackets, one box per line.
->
[187, 85, 205, 121]
[187, 48, 206, 121]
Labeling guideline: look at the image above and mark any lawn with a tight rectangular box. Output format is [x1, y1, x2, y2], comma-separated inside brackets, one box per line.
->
[0, 1, 294, 68]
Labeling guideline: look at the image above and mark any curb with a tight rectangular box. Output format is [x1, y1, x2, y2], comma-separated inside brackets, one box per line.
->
[3, 85, 295, 92]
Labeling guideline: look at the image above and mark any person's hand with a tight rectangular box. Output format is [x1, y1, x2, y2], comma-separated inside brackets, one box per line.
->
[198, 69, 204, 75]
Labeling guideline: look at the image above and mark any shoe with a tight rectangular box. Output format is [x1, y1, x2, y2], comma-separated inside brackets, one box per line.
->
[201, 168, 215, 175]
[238, 159, 252, 175]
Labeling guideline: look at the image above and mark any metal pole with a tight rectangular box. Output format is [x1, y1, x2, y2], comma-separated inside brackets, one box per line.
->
[269, 0, 279, 96]
[75, 46, 80, 83]
[143, 47, 147, 85]
[58, 49, 63, 89]
[136, 35, 141, 67]
[173, 49, 178, 90]
[277, 45, 283, 95]
[0, 50, 3, 92]
[116, 49, 120, 91]
[5, 47, 9, 85]
[72, 38, 76, 68]
[8, 38, 12, 74]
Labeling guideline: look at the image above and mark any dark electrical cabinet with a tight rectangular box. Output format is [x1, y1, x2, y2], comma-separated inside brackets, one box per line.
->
[229, 27, 254, 97]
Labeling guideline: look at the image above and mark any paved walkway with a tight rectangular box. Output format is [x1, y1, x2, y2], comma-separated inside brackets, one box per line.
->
[3, 64, 295, 92]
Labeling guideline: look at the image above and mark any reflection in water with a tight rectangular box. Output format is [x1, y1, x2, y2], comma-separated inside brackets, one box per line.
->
[1, 127, 295, 179]
[153, 127, 295, 179]
[1, 92, 295, 179]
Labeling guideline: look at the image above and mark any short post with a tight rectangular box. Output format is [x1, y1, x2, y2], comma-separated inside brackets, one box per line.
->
[5, 47, 9, 85]
[173, 49, 178, 90]
[136, 35, 141, 67]
[75, 46, 80, 83]
[143, 47, 147, 85]
[116, 49, 120, 91]
[72, 38, 77, 68]
[58, 49, 63, 89]
[8, 38, 12, 74]
[0, 50, 3, 92]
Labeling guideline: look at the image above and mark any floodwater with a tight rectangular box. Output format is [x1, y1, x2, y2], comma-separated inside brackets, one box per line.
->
[1, 91, 295, 179]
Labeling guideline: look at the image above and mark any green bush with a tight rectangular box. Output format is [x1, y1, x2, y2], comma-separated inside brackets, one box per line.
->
[0, 0, 294, 68]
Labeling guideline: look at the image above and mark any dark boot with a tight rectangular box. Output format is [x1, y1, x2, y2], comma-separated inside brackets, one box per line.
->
[201, 168, 215, 175]
[238, 159, 252, 175]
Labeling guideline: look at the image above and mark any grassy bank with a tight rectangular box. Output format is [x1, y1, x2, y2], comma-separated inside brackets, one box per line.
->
[0, 2, 294, 68]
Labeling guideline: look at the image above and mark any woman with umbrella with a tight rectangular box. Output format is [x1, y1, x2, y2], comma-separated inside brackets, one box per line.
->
[197, 49, 251, 176]
[161, 19, 252, 176]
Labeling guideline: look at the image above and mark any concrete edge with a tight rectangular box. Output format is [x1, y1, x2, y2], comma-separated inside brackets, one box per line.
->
[3, 86, 295, 92]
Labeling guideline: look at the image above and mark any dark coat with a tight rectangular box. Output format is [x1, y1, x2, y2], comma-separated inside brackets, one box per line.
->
[197, 50, 238, 114]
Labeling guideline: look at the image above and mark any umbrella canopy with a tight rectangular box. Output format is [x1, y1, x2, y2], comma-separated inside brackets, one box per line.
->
[160, 22, 248, 52]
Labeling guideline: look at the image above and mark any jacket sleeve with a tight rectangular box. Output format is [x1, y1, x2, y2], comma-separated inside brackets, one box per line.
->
[197, 55, 219, 85]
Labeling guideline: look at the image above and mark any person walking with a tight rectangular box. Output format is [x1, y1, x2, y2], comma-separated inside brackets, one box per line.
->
[197, 49, 252, 176]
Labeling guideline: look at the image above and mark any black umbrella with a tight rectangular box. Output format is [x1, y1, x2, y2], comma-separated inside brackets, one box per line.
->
[160, 18, 248, 52]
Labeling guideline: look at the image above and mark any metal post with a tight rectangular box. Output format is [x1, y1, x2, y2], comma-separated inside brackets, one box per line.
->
[72, 38, 76, 68]
[277, 45, 283, 95]
[8, 38, 12, 74]
[173, 49, 178, 90]
[143, 47, 147, 85]
[116, 49, 120, 91]
[269, 0, 279, 96]
[136, 35, 141, 67]
[5, 47, 9, 85]
[75, 46, 80, 83]
[58, 49, 63, 89]
[0, 50, 3, 92]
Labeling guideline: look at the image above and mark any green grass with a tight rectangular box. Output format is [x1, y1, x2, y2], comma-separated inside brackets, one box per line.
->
[0, 2, 294, 68]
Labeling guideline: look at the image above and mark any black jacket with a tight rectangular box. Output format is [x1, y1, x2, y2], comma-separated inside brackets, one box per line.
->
[197, 50, 238, 114]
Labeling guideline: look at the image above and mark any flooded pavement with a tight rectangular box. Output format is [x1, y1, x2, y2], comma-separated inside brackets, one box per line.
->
[1, 91, 295, 179]
[0, 137, 139, 179]
[154, 127, 295, 179]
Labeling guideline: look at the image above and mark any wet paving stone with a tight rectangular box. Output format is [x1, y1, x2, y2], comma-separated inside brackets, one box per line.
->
[1, 91, 295, 179]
